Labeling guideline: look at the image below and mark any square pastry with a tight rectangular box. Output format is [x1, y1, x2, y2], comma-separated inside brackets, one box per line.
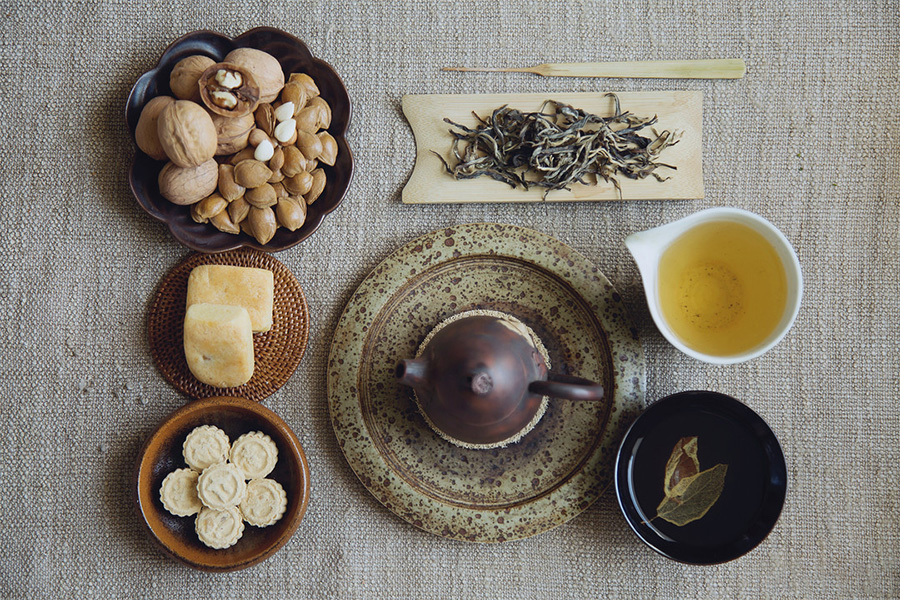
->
[187, 265, 274, 332]
[184, 303, 254, 388]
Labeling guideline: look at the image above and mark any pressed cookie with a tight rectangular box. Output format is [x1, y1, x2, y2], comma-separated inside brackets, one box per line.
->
[195, 506, 245, 549]
[197, 462, 247, 510]
[159, 468, 202, 517]
[183, 425, 231, 471]
[230, 431, 278, 480]
[240, 478, 288, 527]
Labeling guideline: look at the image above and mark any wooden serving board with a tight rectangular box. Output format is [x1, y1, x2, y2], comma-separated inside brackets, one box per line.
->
[401, 91, 703, 203]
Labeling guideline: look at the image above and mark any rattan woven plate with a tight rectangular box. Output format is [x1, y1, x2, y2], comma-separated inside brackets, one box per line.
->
[149, 249, 309, 402]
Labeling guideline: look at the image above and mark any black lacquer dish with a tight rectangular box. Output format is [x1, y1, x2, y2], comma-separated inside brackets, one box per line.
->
[615, 391, 787, 564]
[125, 27, 353, 252]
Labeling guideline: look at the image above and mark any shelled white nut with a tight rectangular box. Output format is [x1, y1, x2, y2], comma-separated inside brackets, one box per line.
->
[274, 119, 297, 144]
[274, 102, 295, 122]
[210, 90, 237, 109]
[215, 69, 242, 89]
[254, 139, 275, 161]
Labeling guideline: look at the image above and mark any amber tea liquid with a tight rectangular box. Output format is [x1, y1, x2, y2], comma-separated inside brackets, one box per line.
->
[657, 221, 788, 356]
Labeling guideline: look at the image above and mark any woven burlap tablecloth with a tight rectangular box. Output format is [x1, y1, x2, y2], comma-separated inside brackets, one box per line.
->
[0, 1, 897, 598]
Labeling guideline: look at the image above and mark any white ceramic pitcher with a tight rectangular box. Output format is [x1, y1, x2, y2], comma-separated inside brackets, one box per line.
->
[625, 207, 803, 364]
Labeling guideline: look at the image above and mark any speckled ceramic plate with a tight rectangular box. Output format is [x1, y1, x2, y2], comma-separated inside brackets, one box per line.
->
[327, 223, 645, 542]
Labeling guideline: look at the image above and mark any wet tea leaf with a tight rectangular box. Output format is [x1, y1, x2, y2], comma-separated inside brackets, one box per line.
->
[663, 436, 699, 497]
[656, 463, 728, 527]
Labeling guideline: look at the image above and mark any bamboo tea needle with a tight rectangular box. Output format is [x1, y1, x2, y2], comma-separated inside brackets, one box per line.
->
[443, 59, 746, 79]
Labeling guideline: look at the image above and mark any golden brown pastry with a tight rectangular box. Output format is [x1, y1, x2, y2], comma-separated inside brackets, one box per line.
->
[183, 303, 254, 387]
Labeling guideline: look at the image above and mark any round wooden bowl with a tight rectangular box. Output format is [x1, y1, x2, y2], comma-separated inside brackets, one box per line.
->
[134, 396, 311, 571]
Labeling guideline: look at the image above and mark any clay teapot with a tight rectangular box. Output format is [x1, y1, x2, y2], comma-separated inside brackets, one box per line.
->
[396, 313, 604, 448]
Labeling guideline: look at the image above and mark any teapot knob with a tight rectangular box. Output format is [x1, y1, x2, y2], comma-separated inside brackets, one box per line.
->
[469, 371, 493, 396]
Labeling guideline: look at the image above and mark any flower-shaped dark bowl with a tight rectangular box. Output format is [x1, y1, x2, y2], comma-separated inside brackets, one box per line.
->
[125, 28, 353, 253]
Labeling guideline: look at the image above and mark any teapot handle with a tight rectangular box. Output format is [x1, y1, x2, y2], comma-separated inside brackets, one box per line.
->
[529, 374, 604, 402]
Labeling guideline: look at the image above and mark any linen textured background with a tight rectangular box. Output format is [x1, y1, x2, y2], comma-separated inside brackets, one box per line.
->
[0, 1, 897, 598]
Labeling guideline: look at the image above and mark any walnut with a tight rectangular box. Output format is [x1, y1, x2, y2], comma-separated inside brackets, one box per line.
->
[210, 112, 255, 156]
[199, 63, 260, 118]
[223, 48, 285, 104]
[169, 55, 215, 102]
[158, 159, 218, 205]
[134, 96, 175, 160]
[157, 100, 217, 168]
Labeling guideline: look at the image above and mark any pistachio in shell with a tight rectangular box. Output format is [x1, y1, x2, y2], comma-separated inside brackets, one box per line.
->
[308, 96, 332, 129]
[190, 202, 206, 224]
[317, 132, 338, 166]
[283, 170, 313, 196]
[192, 193, 228, 223]
[233, 159, 273, 188]
[248, 128, 270, 147]
[224, 48, 285, 104]
[254, 103, 276, 137]
[276, 196, 307, 231]
[281, 81, 308, 115]
[281, 145, 307, 177]
[135, 96, 176, 161]
[271, 182, 288, 200]
[157, 100, 217, 168]
[170, 55, 215, 102]
[158, 159, 218, 205]
[245, 183, 277, 208]
[199, 62, 260, 118]
[269, 146, 285, 172]
[305, 168, 326, 205]
[217, 164, 245, 201]
[229, 147, 256, 165]
[288, 73, 319, 99]
[210, 209, 241, 234]
[228, 196, 251, 225]
[247, 206, 278, 245]
[296, 130, 322, 161]
[295, 105, 319, 134]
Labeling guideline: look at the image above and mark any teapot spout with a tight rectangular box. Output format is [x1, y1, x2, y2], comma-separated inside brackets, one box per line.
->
[396, 358, 429, 389]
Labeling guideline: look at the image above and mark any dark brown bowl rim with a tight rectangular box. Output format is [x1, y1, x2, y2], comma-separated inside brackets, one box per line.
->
[126, 27, 354, 253]
[133, 396, 311, 571]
